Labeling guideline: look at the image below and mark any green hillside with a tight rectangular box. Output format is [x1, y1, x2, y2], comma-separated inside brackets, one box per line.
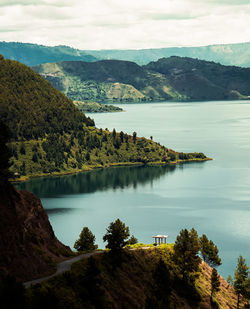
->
[0, 55, 207, 180]
[33, 57, 250, 103]
[0, 42, 97, 66]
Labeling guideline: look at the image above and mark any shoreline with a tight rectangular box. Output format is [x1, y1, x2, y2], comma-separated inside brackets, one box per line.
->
[11, 157, 212, 183]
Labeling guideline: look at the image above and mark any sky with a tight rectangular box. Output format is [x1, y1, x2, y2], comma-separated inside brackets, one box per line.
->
[0, 0, 250, 50]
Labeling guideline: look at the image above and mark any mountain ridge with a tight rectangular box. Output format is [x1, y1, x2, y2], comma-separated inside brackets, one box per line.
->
[85, 41, 250, 67]
[33, 56, 250, 103]
[0, 41, 98, 66]
[2, 41, 250, 67]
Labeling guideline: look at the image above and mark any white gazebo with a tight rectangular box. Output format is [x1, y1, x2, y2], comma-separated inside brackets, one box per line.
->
[152, 234, 168, 245]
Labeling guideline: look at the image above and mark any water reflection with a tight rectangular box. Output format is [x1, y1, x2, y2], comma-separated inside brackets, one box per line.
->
[15, 165, 177, 197]
[46, 208, 76, 215]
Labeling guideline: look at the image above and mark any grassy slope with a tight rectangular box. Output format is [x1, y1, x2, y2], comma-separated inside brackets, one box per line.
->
[26, 246, 246, 309]
[0, 55, 208, 181]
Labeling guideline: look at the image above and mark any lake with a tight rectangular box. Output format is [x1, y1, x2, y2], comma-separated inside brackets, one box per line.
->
[15, 100, 250, 279]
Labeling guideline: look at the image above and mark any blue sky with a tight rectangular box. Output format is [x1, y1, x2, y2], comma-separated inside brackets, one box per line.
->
[0, 0, 250, 49]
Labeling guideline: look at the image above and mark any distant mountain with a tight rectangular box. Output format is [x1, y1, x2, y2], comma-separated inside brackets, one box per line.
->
[145, 56, 250, 101]
[2, 41, 250, 67]
[86, 42, 250, 67]
[33, 59, 174, 102]
[0, 41, 97, 66]
[33, 57, 250, 102]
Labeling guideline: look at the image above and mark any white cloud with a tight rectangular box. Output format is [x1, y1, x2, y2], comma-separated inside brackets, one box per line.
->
[0, 0, 249, 49]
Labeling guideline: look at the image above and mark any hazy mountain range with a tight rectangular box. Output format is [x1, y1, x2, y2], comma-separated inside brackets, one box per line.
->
[1, 41, 250, 67]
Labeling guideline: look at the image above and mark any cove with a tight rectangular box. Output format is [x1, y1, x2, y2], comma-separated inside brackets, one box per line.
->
[15, 100, 250, 279]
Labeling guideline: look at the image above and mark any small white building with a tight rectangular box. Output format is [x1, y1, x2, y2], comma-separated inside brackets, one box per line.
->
[152, 234, 168, 245]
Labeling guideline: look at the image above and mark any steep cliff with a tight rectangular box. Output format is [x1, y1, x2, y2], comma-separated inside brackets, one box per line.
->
[0, 183, 72, 281]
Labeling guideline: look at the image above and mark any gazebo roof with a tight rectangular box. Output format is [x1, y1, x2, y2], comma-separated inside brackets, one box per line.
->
[152, 235, 168, 238]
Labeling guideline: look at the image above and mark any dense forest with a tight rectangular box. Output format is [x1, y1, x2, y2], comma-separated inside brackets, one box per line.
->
[0, 55, 207, 180]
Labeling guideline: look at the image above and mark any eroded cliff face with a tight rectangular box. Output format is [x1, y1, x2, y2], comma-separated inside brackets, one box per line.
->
[0, 184, 72, 281]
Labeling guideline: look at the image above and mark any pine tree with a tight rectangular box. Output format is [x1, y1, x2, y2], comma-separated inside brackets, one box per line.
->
[103, 219, 130, 252]
[74, 227, 97, 251]
[234, 256, 249, 309]
[133, 131, 137, 143]
[211, 268, 220, 298]
[200, 234, 221, 268]
[119, 131, 124, 143]
[173, 228, 200, 280]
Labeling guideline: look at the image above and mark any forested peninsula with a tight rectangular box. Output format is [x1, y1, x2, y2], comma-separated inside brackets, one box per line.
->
[0, 55, 208, 181]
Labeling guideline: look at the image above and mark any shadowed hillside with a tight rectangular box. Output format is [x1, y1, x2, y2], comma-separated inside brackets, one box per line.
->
[23, 247, 247, 309]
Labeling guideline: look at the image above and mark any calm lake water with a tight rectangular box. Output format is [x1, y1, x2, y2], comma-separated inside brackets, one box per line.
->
[15, 101, 250, 278]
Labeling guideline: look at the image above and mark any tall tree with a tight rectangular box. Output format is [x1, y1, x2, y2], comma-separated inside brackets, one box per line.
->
[200, 234, 222, 268]
[74, 227, 97, 251]
[173, 228, 200, 280]
[132, 131, 137, 143]
[119, 131, 124, 143]
[211, 268, 220, 299]
[234, 256, 249, 309]
[103, 219, 130, 252]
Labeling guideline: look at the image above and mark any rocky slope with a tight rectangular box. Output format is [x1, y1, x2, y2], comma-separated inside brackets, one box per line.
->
[33, 57, 250, 103]
[0, 183, 72, 281]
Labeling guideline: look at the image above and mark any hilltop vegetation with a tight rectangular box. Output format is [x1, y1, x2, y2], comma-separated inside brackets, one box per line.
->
[0, 55, 207, 180]
[15, 246, 246, 309]
[33, 57, 250, 103]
